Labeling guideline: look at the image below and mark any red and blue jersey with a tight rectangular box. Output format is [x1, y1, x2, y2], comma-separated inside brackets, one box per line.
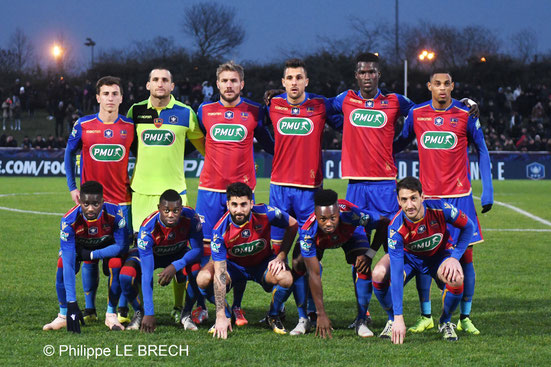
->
[65, 114, 134, 204]
[388, 199, 474, 315]
[60, 202, 128, 302]
[137, 207, 203, 315]
[197, 98, 272, 192]
[268, 92, 342, 188]
[333, 89, 413, 180]
[211, 204, 291, 267]
[299, 199, 379, 258]
[398, 99, 493, 204]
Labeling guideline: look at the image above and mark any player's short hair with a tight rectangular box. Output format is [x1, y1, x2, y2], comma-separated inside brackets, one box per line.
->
[284, 58, 307, 77]
[216, 61, 245, 81]
[80, 180, 103, 196]
[160, 189, 182, 204]
[396, 176, 423, 196]
[226, 182, 253, 200]
[355, 53, 379, 69]
[429, 71, 453, 82]
[149, 67, 173, 82]
[96, 76, 122, 95]
[314, 189, 338, 207]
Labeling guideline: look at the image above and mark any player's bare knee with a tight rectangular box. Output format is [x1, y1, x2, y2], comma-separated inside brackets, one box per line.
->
[277, 270, 293, 288]
[196, 269, 213, 289]
[372, 262, 389, 283]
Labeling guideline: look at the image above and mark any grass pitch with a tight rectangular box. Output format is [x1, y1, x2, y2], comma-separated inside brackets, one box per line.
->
[0, 178, 550, 366]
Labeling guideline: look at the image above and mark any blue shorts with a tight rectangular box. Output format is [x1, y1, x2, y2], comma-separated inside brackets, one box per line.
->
[196, 189, 256, 242]
[436, 195, 483, 245]
[270, 184, 317, 242]
[403, 249, 452, 289]
[225, 256, 275, 292]
[345, 180, 399, 217]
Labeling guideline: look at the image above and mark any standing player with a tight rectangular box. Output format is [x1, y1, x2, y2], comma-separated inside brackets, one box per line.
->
[376, 177, 474, 343]
[332, 53, 478, 329]
[394, 72, 493, 334]
[266, 58, 342, 334]
[195, 61, 274, 326]
[196, 182, 298, 338]
[298, 189, 387, 338]
[43, 181, 129, 333]
[119, 189, 204, 332]
[127, 68, 205, 323]
[64, 76, 134, 323]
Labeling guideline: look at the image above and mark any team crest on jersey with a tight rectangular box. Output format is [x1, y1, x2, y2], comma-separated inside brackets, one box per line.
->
[430, 220, 438, 227]
[167, 232, 175, 240]
[60, 230, 69, 241]
[137, 238, 148, 250]
[71, 128, 77, 137]
[254, 224, 263, 231]
[154, 118, 163, 128]
[388, 238, 397, 249]
[450, 118, 458, 127]
[240, 112, 249, 121]
[242, 229, 251, 238]
[300, 240, 311, 251]
[169, 115, 178, 124]
[211, 240, 221, 253]
[381, 100, 389, 105]
[104, 129, 114, 138]
[102, 224, 111, 231]
[120, 129, 127, 138]
[224, 111, 234, 119]
[291, 107, 300, 115]
[365, 100, 374, 108]
[306, 107, 315, 116]
[88, 227, 98, 235]
[434, 116, 444, 126]
[418, 225, 426, 234]
[450, 207, 458, 219]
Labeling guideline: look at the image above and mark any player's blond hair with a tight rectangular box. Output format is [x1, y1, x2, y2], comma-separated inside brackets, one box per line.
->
[216, 61, 244, 81]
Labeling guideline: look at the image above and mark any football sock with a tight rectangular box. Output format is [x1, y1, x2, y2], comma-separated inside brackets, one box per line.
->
[119, 265, 141, 311]
[232, 280, 247, 309]
[81, 261, 99, 310]
[269, 285, 291, 316]
[172, 279, 185, 309]
[55, 258, 67, 310]
[292, 275, 308, 319]
[373, 279, 393, 320]
[416, 273, 432, 316]
[354, 268, 372, 320]
[107, 258, 122, 314]
[440, 284, 463, 324]
[461, 256, 475, 316]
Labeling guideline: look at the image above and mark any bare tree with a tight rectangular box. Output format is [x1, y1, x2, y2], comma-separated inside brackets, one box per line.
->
[9, 28, 35, 72]
[182, 2, 245, 59]
[510, 28, 538, 64]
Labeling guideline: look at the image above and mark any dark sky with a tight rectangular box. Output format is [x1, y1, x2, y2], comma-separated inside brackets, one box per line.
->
[3, 0, 550, 70]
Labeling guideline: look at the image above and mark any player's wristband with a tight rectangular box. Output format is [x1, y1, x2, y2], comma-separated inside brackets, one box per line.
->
[365, 248, 377, 259]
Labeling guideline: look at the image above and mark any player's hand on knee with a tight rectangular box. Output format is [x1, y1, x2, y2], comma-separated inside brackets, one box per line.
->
[355, 255, 371, 274]
[141, 315, 156, 333]
[439, 257, 463, 284]
[158, 264, 177, 286]
[66, 301, 85, 333]
[267, 258, 285, 276]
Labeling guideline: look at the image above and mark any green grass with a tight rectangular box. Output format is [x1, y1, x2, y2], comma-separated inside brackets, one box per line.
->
[1, 178, 550, 366]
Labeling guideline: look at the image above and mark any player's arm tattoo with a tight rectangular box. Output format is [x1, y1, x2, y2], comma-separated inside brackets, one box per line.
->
[214, 261, 227, 313]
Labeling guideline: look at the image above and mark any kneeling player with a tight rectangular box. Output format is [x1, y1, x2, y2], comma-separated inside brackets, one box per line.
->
[119, 189, 204, 332]
[375, 177, 474, 344]
[197, 182, 298, 339]
[296, 189, 387, 338]
[43, 181, 130, 333]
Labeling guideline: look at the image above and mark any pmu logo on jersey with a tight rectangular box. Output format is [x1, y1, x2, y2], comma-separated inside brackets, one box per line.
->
[169, 115, 178, 124]
[90, 144, 126, 162]
[153, 241, 186, 256]
[104, 129, 114, 138]
[211, 124, 247, 142]
[88, 226, 98, 235]
[434, 116, 444, 126]
[350, 109, 388, 128]
[291, 107, 300, 115]
[277, 117, 314, 136]
[141, 130, 176, 146]
[409, 233, 443, 252]
[229, 238, 267, 257]
[154, 118, 163, 128]
[420, 131, 457, 150]
[526, 162, 545, 180]
[224, 111, 234, 120]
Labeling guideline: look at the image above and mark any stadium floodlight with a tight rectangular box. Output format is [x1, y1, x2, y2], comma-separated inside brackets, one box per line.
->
[51, 44, 63, 59]
[418, 49, 436, 61]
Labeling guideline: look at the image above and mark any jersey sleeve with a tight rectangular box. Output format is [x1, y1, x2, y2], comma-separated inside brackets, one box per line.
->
[467, 116, 494, 207]
[348, 206, 381, 231]
[265, 205, 292, 229]
[397, 94, 415, 117]
[393, 108, 416, 154]
[64, 121, 83, 192]
[197, 103, 206, 135]
[91, 208, 129, 259]
[299, 227, 317, 258]
[388, 227, 406, 315]
[324, 96, 344, 131]
[210, 228, 228, 262]
[60, 219, 78, 302]
[186, 109, 204, 140]
[442, 202, 475, 260]
[137, 227, 156, 315]
[171, 210, 204, 271]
